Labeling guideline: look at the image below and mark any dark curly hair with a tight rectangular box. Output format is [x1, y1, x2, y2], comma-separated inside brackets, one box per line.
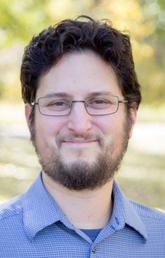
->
[20, 16, 141, 110]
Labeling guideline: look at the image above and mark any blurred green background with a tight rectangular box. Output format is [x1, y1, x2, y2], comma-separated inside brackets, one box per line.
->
[0, 0, 165, 210]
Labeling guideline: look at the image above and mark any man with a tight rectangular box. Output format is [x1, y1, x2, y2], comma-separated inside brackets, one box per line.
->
[0, 16, 165, 257]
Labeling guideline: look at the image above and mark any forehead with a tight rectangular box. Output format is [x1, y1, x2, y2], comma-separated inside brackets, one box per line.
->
[37, 50, 122, 98]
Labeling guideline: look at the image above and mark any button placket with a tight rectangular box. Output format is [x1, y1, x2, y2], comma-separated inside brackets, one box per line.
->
[92, 247, 96, 253]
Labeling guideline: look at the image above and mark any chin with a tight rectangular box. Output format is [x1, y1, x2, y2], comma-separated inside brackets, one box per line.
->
[61, 153, 98, 165]
[61, 157, 95, 168]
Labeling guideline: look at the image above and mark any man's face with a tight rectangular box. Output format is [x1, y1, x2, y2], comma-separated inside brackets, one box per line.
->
[26, 50, 136, 190]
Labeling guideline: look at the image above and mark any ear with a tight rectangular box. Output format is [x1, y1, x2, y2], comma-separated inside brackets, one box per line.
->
[24, 103, 32, 130]
[128, 106, 137, 138]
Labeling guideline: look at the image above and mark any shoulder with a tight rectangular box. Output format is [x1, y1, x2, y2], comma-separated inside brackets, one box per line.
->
[130, 200, 165, 227]
[0, 195, 23, 222]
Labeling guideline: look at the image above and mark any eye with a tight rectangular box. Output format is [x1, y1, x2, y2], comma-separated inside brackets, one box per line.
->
[88, 98, 110, 107]
[93, 99, 108, 104]
[44, 99, 70, 111]
[49, 100, 65, 106]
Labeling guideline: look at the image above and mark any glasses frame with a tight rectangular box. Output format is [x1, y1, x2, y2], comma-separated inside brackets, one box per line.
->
[31, 95, 128, 117]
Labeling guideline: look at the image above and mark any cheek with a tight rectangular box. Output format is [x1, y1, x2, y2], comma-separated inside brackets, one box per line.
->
[96, 114, 127, 147]
[34, 116, 65, 149]
[95, 114, 122, 135]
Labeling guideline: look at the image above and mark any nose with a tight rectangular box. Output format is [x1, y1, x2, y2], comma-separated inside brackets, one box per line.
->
[67, 102, 92, 134]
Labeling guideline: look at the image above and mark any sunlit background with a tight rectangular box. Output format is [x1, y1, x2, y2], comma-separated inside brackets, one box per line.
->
[0, 0, 165, 210]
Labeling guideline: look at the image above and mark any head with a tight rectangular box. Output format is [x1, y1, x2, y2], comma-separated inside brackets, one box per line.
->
[21, 16, 141, 190]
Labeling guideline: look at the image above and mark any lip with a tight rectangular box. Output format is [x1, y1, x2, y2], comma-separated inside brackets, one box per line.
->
[62, 140, 98, 144]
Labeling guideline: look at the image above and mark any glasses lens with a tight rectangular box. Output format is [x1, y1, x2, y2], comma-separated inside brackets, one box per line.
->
[86, 96, 118, 115]
[38, 97, 71, 116]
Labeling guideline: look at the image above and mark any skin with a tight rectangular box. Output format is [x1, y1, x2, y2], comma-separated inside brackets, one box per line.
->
[25, 50, 137, 229]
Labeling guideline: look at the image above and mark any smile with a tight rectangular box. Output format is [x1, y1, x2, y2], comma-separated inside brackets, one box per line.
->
[62, 140, 98, 146]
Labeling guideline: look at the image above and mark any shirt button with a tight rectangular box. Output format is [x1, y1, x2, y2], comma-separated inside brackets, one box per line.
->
[92, 247, 96, 254]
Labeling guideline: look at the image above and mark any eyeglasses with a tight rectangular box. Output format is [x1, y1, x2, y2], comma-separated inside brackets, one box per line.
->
[31, 94, 128, 116]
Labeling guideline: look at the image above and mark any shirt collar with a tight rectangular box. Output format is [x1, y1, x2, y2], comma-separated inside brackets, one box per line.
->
[111, 182, 148, 240]
[22, 174, 73, 239]
[22, 174, 148, 240]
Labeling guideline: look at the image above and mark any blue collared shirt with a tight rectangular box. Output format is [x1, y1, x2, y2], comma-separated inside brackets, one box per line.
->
[0, 174, 165, 257]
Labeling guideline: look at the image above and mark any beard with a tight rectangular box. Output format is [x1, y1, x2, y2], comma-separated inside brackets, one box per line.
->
[30, 116, 130, 191]
[37, 149, 126, 190]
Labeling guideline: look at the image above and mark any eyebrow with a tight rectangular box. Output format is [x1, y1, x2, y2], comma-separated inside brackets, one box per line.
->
[42, 91, 115, 98]
[86, 91, 115, 97]
[42, 92, 71, 98]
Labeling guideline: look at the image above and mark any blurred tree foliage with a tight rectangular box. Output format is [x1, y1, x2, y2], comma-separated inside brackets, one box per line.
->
[0, 0, 164, 104]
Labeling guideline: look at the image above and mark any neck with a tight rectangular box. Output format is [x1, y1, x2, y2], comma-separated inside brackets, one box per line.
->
[42, 172, 113, 229]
